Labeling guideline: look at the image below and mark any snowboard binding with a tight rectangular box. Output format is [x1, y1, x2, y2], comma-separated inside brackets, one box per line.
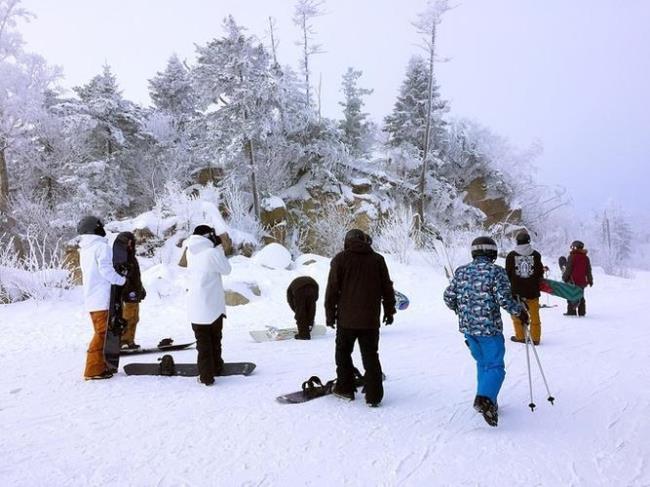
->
[158, 354, 176, 376]
[158, 338, 174, 348]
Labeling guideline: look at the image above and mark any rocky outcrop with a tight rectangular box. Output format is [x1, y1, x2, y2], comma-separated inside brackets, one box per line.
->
[463, 177, 521, 227]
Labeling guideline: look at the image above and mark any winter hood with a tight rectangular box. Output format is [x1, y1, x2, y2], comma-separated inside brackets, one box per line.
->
[514, 243, 534, 256]
[186, 234, 214, 255]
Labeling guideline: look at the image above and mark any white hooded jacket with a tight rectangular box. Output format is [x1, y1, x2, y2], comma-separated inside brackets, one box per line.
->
[185, 235, 232, 325]
[79, 235, 126, 312]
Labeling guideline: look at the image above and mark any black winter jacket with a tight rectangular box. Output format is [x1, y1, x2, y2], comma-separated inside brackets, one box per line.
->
[286, 276, 319, 310]
[324, 241, 396, 329]
[115, 232, 146, 303]
[505, 246, 545, 299]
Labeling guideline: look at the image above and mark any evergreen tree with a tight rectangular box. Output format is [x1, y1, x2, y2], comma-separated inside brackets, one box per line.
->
[338, 67, 373, 157]
[148, 54, 197, 122]
[383, 56, 447, 155]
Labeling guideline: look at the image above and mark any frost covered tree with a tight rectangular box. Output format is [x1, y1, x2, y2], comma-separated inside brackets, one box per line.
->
[338, 67, 373, 157]
[412, 0, 451, 224]
[597, 201, 632, 276]
[0, 0, 58, 214]
[293, 0, 325, 112]
[193, 16, 277, 219]
[149, 54, 197, 123]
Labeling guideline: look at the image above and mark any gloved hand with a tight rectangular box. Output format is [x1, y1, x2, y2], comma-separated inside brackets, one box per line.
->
[115, 263, 130, 278]
[140, 288, 147, 300]
[383, 314, 394, 325]
[326, 320, 335, 329]
[517, 310, 529, 325]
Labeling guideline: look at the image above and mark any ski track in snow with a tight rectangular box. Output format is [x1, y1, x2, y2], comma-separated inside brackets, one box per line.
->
[1, 258, 650, 486]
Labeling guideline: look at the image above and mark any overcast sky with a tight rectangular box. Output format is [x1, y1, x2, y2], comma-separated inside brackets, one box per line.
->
[20, 0, 650, 219]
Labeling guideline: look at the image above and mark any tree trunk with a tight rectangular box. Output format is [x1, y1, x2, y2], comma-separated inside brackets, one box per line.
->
[301, 13, 311, 109]
[247, 138, 261, 220]
[417, 23, 437, 227]
[0, 147, 9, 213]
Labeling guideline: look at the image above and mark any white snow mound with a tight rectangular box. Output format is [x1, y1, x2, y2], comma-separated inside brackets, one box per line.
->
[252, 243, 292, 270]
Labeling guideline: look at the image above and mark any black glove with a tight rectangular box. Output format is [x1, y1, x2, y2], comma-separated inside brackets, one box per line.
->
[326, 319, 335, 329]
[208, 232, 222, 247]
[518, 310, 529, 325]
[383, 314, 394, 325]
[115, 263, 130, 278]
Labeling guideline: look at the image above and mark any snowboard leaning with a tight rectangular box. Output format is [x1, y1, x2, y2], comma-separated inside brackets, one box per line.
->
[250, 325, 327, 343]
[104, 239, 129, 372]
[123, 361, 256, 377]
[120, 339, 196, 355]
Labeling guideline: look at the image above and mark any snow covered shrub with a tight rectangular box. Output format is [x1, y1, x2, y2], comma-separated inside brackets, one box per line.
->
[374, 206, 418, 264]
[221, 178, 263, 245]
[0, 234, 72, 302]
[310, 199, 356, 257]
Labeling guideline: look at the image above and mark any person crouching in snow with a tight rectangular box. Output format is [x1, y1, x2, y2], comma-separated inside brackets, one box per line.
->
[443, 236, 526, 426]
[505, 231, 545, 345]
[185, 225, 231, 386]
[287, 276, 319, 340]
[114, 232, 146, 351]
[77, 216, 126, 380]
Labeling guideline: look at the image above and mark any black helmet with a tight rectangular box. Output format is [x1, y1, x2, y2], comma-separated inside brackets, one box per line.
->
[516, 231, 531, 245]
[571, 240, 584, 250]
[471, 236, 498, 261]
[77, 216, 106, 237]
[344, 229, 370, 244]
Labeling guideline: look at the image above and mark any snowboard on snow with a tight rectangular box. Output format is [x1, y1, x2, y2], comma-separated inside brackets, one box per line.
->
[276, 370, 385, 404]
[249, 325, 327, 343]
[104, 239, 129, 372]
[123, 361, 256, 377]
[539, 278, 583, 302]
[120, 338, 196, 355]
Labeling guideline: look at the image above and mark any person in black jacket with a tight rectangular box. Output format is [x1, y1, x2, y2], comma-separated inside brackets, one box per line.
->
[115, 232, 146, 350]
[324, 229, 396, 407]
[286, 276, 319, 340]
[505, 231, 545, 345]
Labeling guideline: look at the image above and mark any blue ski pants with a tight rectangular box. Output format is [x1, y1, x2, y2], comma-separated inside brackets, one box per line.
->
[464, 334, 506, 404]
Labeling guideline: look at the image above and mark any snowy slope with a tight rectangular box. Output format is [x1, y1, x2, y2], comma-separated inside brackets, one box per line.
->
[1, 254, 649, 486]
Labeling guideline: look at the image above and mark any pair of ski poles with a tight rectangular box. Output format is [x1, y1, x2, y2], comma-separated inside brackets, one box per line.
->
[518, 297, 556, 412]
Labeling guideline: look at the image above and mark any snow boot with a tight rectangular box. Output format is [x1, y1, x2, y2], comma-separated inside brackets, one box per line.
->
[294, 333, 311, 340]
[85, 370, 114, 381]
[473, 395, 498, 427]
[511, 336, 539, 346]
[333, 384, 355, 401]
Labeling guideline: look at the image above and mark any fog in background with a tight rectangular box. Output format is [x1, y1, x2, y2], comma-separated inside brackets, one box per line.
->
[21, 0, 650, 219]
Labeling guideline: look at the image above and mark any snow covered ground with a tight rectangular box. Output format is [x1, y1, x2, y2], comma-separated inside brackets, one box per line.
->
[1, 253, 649, 486]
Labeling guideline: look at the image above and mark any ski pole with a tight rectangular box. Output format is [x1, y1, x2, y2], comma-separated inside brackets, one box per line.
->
[528, 335, 556, 405]
[524, 322, 536, 412]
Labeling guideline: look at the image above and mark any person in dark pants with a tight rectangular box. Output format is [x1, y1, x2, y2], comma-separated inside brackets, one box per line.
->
[114, 232, 147, 350]
[185, 225, 232, 386]
[562, 240, 593, 316]
[325, 229, 396, 407]
[287, 276, 319, 340]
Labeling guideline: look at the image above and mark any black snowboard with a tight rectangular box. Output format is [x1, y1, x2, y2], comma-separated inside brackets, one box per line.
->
[123, 361, 256, 377]
[104, 240, 129, 372]
[559, 255, 567, 272]
[120, 339, 196, 355]
[277, 370, 384, 404]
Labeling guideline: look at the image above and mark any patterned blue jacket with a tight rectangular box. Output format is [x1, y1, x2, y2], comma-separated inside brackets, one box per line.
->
[444, 256, 522, 336]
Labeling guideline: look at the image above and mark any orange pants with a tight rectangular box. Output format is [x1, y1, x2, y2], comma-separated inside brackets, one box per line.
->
[512, 298, 542, 343]
[121, 302, 140, 346]
[84, 310, 109, 378]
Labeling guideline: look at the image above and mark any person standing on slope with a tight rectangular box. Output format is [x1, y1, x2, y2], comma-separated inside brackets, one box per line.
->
[77, 216, 126, 380]
[505, 231, 545, 345]
[114, 232, 146, 351]
[562, 240, 593, 316]
[443, 236, 525, 426]
[185, 225, 232, 386]
[286, 276, 319, 340]
[325, 229, 396, 407]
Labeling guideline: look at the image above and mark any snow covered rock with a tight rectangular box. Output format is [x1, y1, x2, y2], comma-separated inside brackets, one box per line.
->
[252, 243, 292, 270]
[225, 290, 249, 306]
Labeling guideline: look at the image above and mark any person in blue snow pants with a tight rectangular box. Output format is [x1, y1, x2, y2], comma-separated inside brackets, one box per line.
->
[464, 334, 506, 404]
[444, 236, 526, 426]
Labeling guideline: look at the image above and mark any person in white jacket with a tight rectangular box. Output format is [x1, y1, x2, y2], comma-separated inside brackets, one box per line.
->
[77, 216, 126, 380]
[185, 225, 232, 386]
